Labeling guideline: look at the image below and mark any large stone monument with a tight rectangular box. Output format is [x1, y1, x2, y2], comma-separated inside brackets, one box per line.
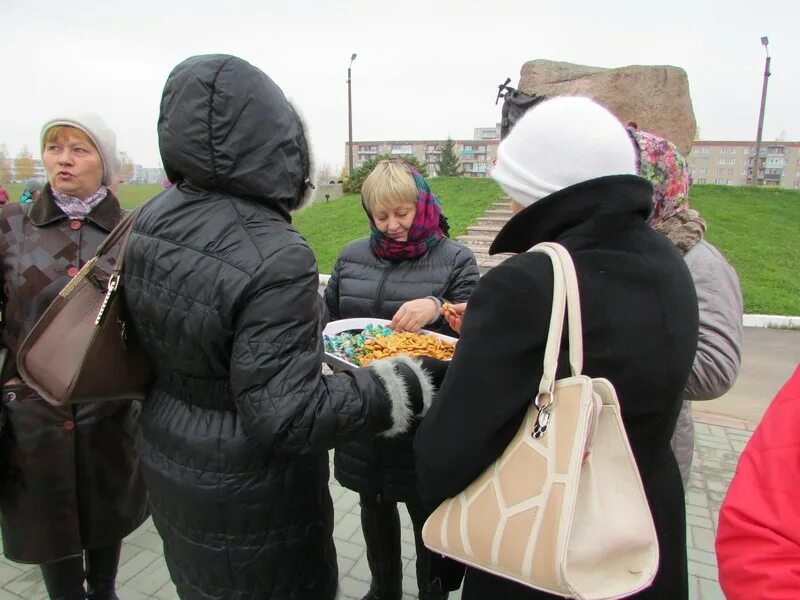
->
[517, 60, 697, 155]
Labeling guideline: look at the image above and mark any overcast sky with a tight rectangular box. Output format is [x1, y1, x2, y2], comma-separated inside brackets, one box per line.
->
[2, 0, 798, 172]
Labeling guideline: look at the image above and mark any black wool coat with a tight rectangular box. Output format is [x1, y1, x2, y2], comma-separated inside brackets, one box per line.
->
[0, 189, 147, 563]
[324, 237, 479, 501]
[415, 176, 698, 599]
[123, 54, 399, 600]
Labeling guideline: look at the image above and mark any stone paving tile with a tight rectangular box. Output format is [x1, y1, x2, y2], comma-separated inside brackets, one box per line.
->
[0, 418, 749, 599]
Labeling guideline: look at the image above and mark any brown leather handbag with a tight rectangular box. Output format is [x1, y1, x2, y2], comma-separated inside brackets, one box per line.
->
[17, 209, 154, 406]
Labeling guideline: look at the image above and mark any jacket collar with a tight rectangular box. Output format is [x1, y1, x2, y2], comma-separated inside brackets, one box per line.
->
[489, 175, 654, 254]
[28, 184, 124, 232]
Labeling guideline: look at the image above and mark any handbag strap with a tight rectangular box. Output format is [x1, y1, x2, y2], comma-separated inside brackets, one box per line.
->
[528, 242, 584, 394]
[94, 207, 142, 275]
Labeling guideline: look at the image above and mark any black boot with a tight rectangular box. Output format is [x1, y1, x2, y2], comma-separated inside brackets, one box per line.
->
[407, 497, 449, 600]
[85, 542, 122, 600]
[40, 556, 86, 600]
[359, 493, 403, 600]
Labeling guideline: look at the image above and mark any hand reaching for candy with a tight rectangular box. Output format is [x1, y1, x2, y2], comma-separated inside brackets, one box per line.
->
[441, 302, 466, 334]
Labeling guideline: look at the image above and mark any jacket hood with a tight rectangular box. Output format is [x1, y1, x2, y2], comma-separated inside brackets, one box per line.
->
[158, 54, 312, 211]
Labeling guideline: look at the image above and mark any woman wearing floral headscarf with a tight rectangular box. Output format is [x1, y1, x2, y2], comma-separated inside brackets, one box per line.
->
[630, 128, 744, 485]
[324, 159, 479, 600]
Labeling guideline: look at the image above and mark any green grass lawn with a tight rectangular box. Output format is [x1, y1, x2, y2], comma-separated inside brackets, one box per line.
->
[1, 182, 162, 209]
[2, 180, 797, 315]
[690, 185, 800, 316]
[294, 177, 504, 273]
[1, 183, 23, 201]
[117, 184, 163, 209]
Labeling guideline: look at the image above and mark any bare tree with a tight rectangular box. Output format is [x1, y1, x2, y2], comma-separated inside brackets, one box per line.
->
[0, 144, 11, 184]
[14, 146, 35, 181]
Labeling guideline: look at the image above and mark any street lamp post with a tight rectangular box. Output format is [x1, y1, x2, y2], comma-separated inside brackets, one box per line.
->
[751, 36, 771, 186]
[347, 53, 357, 177]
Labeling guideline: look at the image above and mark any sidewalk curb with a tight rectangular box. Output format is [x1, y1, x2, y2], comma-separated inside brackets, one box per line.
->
[693, 410, 756, 431]
[742, 314, 800, 329]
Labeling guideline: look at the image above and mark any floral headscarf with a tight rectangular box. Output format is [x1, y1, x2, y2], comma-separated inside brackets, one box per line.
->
[629, 128, 705, 254]
[628, 128, 691, 226]
[367, 162, 446, 261]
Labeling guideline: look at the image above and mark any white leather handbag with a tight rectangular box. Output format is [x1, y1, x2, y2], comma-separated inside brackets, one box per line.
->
[422, 242, 659, 600]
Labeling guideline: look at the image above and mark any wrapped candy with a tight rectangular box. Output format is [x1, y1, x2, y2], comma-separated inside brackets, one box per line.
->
[323, 324, 393, 367]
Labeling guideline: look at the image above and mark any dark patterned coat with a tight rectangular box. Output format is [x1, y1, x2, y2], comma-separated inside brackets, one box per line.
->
[0, 187, 148, 564]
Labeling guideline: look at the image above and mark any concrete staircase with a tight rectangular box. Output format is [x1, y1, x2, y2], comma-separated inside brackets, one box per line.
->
[457, 197, 516, 274]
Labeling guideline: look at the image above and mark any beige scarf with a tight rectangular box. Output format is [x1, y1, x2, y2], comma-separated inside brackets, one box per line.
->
[652, 209, 707, 256]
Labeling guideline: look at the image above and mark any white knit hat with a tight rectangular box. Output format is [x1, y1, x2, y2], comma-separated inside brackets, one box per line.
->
[492, 96, 636, 208]
[40, 113, 118, 186]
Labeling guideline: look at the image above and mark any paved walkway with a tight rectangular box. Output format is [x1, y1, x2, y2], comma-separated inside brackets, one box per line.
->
[2, 323, 796, 598]
[0, 415, 751, 599]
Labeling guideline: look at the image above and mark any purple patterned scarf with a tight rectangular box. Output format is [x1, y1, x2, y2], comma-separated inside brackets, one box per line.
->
[51, 186, 108, 220]
[368, 164, 445, 260]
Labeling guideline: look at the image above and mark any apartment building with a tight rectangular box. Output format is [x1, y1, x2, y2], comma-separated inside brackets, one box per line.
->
[689, 141, 800, 188]
[345, 125, 501, 178]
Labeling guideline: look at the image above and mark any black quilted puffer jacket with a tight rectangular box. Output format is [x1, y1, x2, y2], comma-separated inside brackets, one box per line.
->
[324, 237, 479, 500]
[123, 54, 421, 600]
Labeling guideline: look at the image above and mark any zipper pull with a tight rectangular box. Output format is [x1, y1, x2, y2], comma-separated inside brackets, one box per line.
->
[95, 274, 119, 325]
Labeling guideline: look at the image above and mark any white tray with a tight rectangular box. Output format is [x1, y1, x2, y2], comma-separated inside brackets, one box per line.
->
[322, 318, 456, 370]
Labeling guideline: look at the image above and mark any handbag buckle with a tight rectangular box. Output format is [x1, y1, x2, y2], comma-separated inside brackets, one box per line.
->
[533, 390, 554, 438]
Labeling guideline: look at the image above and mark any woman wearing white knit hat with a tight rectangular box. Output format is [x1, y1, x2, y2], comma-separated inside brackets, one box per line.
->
[415, 96, 698, 598]
[0, 113, 147, 600]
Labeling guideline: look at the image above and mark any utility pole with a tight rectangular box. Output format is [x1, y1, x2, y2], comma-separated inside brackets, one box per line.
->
[751, 36, 771, 185]
[347, 53, 357, 177]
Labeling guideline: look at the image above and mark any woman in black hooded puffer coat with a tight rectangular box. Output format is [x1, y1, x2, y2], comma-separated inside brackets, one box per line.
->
[122, 54, 436, 600]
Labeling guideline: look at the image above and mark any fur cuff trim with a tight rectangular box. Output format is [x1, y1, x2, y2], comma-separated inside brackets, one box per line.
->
[371, 355, 434, 438]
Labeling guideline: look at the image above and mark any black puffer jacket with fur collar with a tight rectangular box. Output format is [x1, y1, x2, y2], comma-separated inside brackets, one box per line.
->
[122, 54, 431, 600]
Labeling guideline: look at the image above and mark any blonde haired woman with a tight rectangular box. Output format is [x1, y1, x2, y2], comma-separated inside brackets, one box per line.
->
[325, 159, 480, 599]
[0, 113, 147, 600]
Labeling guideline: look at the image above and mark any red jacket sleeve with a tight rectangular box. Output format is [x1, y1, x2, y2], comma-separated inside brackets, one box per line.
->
[716, 364, 800, 600]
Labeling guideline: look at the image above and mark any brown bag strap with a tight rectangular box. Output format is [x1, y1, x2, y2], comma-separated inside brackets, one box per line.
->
[95, 206, 143, 274]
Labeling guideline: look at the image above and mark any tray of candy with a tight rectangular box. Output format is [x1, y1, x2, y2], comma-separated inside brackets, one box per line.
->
[322, 318, 457, 370]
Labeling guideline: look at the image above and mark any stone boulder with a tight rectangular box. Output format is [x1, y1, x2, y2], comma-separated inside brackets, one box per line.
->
[518, 60, 697, 155]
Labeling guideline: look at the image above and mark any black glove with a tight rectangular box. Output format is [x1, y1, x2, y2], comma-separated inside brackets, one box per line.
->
[416, 355, 450, 392]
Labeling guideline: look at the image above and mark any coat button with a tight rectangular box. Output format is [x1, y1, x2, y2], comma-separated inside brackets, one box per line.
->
[64, 420, 75, 431]
[67, 266, 79, 277]
[5, 392, 16, 402]
[70, 220, 82, 230]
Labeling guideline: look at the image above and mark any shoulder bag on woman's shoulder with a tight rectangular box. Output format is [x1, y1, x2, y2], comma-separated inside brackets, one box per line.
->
[16, 209, 153, 407]
[422, 242, 659, 600]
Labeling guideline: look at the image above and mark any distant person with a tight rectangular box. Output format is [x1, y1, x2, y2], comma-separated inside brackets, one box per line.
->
[414, 97, 699, 599]
[161, 176, 171, 189]
[716, 364, 800, 599]
[324, 158, 479, 600]
[630, 127, 744, 486]
[0, 186, 8, 205]
[19, 178, 45, 204]
[121, 54, 439, 600]
[0, 112, 147, 600]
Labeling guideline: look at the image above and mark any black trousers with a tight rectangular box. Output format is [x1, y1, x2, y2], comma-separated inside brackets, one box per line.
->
[39, 542, 122, 600]
[359, 493, 448, 600]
